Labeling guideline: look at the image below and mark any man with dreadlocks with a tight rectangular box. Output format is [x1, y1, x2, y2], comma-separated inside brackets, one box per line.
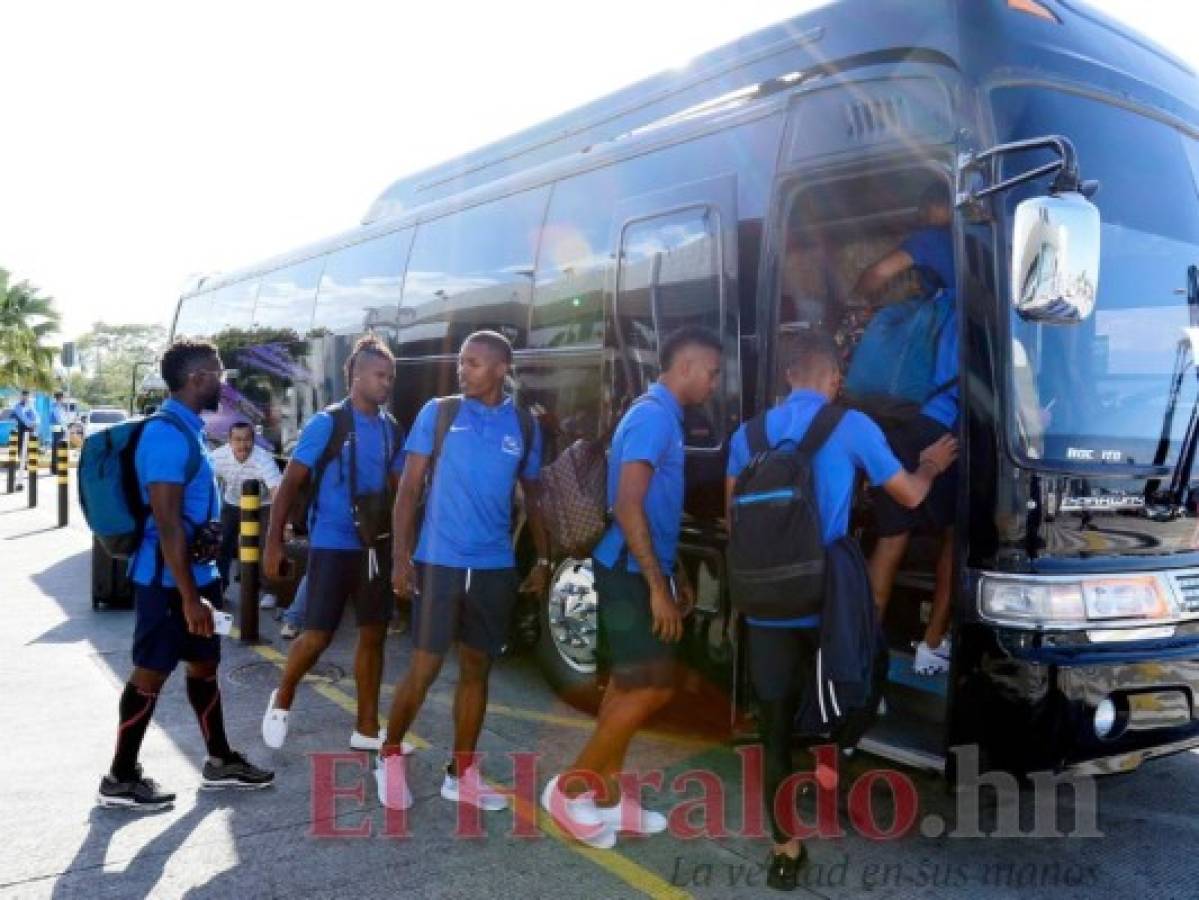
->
[261, 335, 406, 753]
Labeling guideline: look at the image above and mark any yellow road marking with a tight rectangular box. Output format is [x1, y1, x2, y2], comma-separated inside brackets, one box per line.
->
[244, 640, 692, 899]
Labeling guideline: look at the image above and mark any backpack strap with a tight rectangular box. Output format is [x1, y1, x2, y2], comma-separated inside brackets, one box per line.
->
[431, 395, 462, 466]
[148, 410, 211, 586]
[746, 412, 770, 456]
[515, 404, 535, 478]
[923, 377, 957, 404]
[797, 404, 847, 457]
[310, 398, 355, 518]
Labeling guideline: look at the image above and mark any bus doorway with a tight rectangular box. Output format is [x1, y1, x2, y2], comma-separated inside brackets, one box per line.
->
[772, 162, 958, 770]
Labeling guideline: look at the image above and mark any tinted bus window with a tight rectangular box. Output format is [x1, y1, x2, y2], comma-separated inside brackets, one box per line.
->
[532, 172, 621, 349]
[173, 293, 213, 339]
[314, 230, 411, 334]
[209, 281, 258, 333]
[617, 206, 722, 448]
[254, 256, 324, 331]
[400, 187, 550, 357]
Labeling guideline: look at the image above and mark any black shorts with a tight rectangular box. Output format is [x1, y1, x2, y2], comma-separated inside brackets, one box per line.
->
[132, 580, 225, 674]
[594, 559, 678, 689]
[304, 548, 394, 632]
[746, 624, 819, 703]
[872, 414, 957, 536]
[410, 564, 519, 660]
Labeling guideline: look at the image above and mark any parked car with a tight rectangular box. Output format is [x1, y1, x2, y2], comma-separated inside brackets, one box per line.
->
[82, 408, 128, 439]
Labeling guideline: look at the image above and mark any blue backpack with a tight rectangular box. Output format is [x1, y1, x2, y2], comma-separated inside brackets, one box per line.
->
[78, 411, 202, 557]
[845, 291, 953, 405]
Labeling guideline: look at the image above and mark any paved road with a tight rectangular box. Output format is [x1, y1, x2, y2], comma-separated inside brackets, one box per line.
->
[0, 475, 1196, 899]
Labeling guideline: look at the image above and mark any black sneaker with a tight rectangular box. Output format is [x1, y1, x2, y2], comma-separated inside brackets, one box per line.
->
[766, 844, 808, 892]
[201, 751, 275, 790]
[97, 766, 176, 811]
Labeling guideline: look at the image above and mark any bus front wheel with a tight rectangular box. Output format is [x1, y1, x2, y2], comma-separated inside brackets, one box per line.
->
[535, 557, 603, 713]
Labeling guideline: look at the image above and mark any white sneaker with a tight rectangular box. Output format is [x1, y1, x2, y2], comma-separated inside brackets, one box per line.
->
[441, 763, 509, 811]
[261, 690, 289, 749]
[259, 593, 278, 610]
[350, 731, 414, 755]
[375, 752, 413, 810]
[913, 638, 951, 676]
[595, 795, 668, 835]
[540, 775, 616, 849]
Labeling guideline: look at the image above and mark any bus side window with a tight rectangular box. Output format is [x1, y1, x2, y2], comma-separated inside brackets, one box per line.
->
[399, 188, 550, 358]
[315, 230, 411, 397]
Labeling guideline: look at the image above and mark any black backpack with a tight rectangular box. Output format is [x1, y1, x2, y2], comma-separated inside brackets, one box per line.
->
[727, 404, 846, 620]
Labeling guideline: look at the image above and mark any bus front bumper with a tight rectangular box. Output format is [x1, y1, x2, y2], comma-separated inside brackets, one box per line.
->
[954, 624, 1199, 775]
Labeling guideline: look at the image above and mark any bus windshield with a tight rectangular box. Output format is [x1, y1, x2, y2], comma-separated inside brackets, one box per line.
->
[994, 87, 1199, 468]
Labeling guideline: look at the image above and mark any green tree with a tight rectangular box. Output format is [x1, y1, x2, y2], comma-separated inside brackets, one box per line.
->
[70, 322, 167, 407]
[0, 268, 61, 391]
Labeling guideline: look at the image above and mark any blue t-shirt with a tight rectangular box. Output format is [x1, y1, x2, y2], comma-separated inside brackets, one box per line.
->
[293, 405, 405, 550]
[901, 227, 954, 296]
[408, 395, 542, 570]
[130, 398, 221, 588]
[727, 390, 903, 628]
[921, 295, 959, 429]
[902, 227, 959, 429]
[593, 383, 686, 575]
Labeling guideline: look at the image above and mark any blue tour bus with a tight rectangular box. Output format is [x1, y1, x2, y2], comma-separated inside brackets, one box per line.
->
[157, 0, 1199, 777]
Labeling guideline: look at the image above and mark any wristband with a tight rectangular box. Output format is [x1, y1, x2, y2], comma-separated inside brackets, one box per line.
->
[535, 557, 550, 567]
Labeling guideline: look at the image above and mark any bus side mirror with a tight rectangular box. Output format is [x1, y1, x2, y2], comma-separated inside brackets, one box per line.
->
[1010, 191, 1100, 324]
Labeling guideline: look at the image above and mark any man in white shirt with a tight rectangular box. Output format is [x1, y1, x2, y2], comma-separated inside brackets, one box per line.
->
[211, 421, 282, 603]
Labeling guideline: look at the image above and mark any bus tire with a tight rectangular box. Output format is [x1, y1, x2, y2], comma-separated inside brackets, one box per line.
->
[535, 557, 603, 713]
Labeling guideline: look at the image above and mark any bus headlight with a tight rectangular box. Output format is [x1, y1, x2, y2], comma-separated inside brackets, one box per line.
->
[980, 574, 1178, 626]
[1082, 576, 1172, 620]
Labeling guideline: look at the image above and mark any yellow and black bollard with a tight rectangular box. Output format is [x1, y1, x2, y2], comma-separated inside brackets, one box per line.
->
[27, 435, 39, 508]
[238, 479, 261, 642]
[57, 442, 69, 527]
[5, 429, 17, 494]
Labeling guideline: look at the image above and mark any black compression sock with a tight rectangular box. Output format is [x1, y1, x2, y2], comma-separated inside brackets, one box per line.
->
[111, 683, 159, 781]
[186, 674, 233, 761]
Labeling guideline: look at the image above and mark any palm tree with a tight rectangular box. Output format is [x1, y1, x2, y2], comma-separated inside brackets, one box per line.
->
[0, 268, 61, 391]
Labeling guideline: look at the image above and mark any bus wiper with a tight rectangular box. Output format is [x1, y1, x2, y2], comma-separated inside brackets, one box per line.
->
[1145, 265, 1199, 519]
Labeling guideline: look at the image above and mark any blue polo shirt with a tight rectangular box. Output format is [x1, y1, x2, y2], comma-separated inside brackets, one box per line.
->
[293, 405, 405, 550]
[408, 395, 542, 570]
[727, 390, 902, 628]
[901, 227, 954, 296]
[593, 383, 685, 575]
[902, 227, 959, 429]
[130, 398, 221, 588]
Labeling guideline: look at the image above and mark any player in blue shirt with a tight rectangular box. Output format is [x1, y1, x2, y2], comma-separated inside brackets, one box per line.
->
[262, 336, 405, 754]
[542, 327, 721, 850]
[99, 340, 273, 810]
[853, 181, 961, 676]
[377, 330, 549, 814]
[13, 389, 38, 474]
[726, 333, 955, 887]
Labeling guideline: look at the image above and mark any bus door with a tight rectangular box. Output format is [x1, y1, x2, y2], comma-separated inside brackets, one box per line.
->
[765, 72, 962, 771]
[604, 174, 743, 729]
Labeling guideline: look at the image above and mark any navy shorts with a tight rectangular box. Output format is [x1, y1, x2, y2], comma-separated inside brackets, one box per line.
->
[872, 414, 958, 536]
[305, 548, 394, 633]
[132, 580, 225, 674]
[411, 564, 518, 660]
[594, 559, 678, 689]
